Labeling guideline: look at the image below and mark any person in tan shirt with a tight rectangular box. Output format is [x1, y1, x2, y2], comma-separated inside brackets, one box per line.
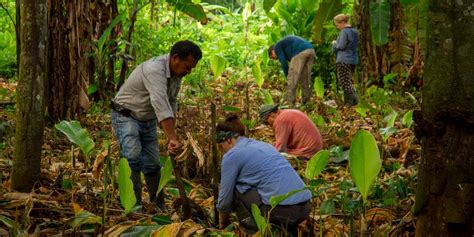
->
[259, 104, 323, 159]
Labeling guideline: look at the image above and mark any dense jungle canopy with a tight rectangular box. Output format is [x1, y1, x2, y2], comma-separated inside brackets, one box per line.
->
[0, 0, 472, 236]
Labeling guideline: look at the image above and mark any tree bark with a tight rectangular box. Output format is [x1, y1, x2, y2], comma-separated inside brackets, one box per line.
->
[414, 0, 474, 236]
[11, 0, 48, 192]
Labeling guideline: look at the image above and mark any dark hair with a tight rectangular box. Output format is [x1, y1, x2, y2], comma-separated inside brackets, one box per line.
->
[216, 114, 246, 136]
[268, 45, 275, 56]
[170, 40, 202, 61]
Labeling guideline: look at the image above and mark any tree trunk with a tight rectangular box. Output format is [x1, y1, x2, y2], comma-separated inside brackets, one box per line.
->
[388, 0, 410, 83]
[355, 0, 377, 85]
[414, 0, 474, 236]
[11, 0, 48, 192]
[47, 0, 94, 121]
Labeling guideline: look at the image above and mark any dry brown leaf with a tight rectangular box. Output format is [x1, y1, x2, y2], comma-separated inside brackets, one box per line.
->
[366, 207, 396, 224]
[104, 220, 142, 237]
[186, 132, 205, 168]
[72, 202, 82, 214]
[92, 148, 109, 179]
[151, 219, 204, 237]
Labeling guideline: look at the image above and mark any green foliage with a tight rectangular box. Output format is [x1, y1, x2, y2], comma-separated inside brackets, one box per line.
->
[252, 61, 264, 88]
[263, 0, 277, 12]
[157, 156, 174, 195]
[210, 54, 227, 80]
[370, 0, 390, 45]
[0, 2, 17, 78]
[305, 150, 330, 180]
[151, 214, 172, 225]
[118, 158, 138, 214]
[0, 215, 15, 229]
[313, 76, 325, 98]
[262, 89, 274, 104]
[269, 187, 308, 209]
[349, 130, 382, 204]
[166, 0, 208, 24]
[402, 110, 413, 128]
[55, 121, 95, 156]
[311, 0, 344, 43]
[384, 110, 398, 127]
[320, 200, 336, 215]
[251, 204, 268, 236]
[70, 210, 102, 228]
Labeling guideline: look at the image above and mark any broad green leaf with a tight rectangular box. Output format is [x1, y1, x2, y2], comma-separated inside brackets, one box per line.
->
[313, 76, 325, 98]
[251, 204, 268, 235]
[210, 54, 227, 79]
[311, 0, 343, 43]
[222, 105, 241, 112]
[379, 127, 398, 142]
[166, 0, 208, 24]
[383, 110, 398, 127]
[70, 210, 102, 228]
[402, 110, 413, 128]
[320, 200, 336, 215]
[157, 157, 173, 195]
[274, 1, 296, 30]
[118, 158, 137, 214]
[349, 130, 381, 203]
[55, 120, 95, 156]
[305, 150, 330, 179]
[370, 0, 390, 45]
[263, 0, 277, 12]
[262, 89, 274, 104]
[269, 187, 308, 209]
[252, 62, 264, 88]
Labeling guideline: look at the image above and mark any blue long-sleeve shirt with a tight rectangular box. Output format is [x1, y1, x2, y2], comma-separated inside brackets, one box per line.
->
[332, 27, 359, 64]
[217, 137, 312, 212]
[274, 35, 314, 77]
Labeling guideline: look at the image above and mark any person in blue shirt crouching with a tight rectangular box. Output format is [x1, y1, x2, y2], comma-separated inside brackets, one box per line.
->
[216, 114, 312, 235]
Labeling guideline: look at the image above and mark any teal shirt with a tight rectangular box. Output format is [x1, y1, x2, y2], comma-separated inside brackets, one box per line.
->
[217, 137, 312, 212]
[274, 35, 314, 76]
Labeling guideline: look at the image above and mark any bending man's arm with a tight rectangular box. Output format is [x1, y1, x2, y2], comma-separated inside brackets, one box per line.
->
[160, 117, 181, 154]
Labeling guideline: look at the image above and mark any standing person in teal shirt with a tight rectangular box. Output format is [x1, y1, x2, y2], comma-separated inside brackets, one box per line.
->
[216, 114, 311, 235]
[332, 14, 359, 106]
[268, 35, 316, 107]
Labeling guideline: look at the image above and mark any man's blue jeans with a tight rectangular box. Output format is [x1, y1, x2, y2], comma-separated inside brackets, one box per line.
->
[111, 110, 161, 174]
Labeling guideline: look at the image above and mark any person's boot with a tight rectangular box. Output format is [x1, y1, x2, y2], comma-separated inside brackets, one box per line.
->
[130, 170, 142, 205]
[343, 90, 358, 107]
[145, 171, 168, 212]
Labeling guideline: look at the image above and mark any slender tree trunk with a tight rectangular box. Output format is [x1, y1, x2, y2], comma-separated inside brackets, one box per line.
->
[414, 0, 474, 236]
[117, 0, 139, 90]
[11, 0, 48, 192]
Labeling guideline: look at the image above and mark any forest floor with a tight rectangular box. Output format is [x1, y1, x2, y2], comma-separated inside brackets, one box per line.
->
[0, 77, 420, 236]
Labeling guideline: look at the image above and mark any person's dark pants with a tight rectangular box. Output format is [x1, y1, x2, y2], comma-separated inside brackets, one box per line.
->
[233, 189, 310, 235]
[336, 62, 358, 106]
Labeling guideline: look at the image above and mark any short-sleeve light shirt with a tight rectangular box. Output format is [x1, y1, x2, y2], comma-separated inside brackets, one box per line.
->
[113, 54, 180, 122]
